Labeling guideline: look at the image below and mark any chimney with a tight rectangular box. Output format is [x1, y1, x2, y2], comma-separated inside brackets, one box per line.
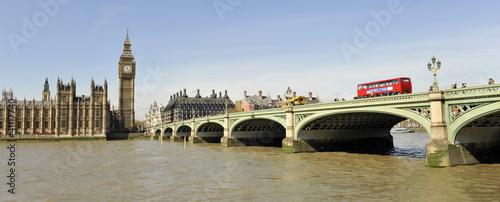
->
[195, 89, 201, 98]
[258, 90, 262, 98]
[183, 88, 187, 97]
[243, 90, 247, 97]
[212, 89, 216, 98]
[170, 95, 172, 100]
[308, 92, 312, 100]
[292, 91, 296, 98]
[219, 92, 222, 98]
[224, 90, 229, 98]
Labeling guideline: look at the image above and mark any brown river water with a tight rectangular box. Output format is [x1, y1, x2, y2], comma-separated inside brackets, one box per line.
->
[2, 132, 500, 201]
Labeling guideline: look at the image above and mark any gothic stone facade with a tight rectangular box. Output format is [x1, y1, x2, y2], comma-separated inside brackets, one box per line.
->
[0, 79, 110, 137]
[0, 31, 135, 137]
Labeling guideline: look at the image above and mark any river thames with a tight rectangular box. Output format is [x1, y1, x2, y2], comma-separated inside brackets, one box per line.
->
[2, 132, 500, 201]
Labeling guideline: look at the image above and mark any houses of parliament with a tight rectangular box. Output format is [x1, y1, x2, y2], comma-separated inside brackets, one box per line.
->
[0, 32, 136, 137]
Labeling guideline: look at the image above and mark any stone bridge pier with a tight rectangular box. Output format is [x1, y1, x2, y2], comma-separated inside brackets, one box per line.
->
[425, 91, 478, 167]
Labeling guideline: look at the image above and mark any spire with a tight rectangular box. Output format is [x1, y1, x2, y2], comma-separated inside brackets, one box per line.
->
[121, 29, 134, 58]
[43, 78, 49, 92]
[124, 29, 131, 46]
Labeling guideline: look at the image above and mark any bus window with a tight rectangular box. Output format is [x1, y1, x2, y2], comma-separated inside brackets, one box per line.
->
[358, 85, 363, 90]
[402, 78, 410, 82]
[393, 80, 399, 84]
[379, 82, 386, 87]
[386, 81, 392, 86]
[363, 85, 367, 89]
[368, 84, 373, 88]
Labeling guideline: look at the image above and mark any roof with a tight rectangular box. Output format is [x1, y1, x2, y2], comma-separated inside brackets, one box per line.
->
[244, 95, 273, 106]
[165, 96, 234, 110]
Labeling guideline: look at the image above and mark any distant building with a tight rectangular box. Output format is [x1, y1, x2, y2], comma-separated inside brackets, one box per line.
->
[144, 101, 164, 132]
[241, 89, 320, 112]
[144, 89, 235, 132]
[164, 89, 235, 123]
[241, 90, 280, 111]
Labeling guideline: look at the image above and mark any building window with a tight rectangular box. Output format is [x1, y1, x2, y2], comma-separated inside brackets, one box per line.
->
[36, 109, 40, 117]
[44, 121, 49, 128]
[96, 109, 101, 117]
[18, 122, 22, 128]
[35, 121, 40, 128]
[26, 121, 31, 128]
[61, 121, 66, 128]
[45, 110, 49, 117]
[0, 109, 3, 117]
[95, 120, 100, 128]
[62, 109, 67, 117]
[0, 121, 3, 128]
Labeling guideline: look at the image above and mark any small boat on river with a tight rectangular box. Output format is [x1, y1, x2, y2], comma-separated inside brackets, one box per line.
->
[390, 127, 415, 133]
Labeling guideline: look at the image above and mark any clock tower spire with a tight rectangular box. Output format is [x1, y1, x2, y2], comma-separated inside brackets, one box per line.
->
[118, 29, 136, 132]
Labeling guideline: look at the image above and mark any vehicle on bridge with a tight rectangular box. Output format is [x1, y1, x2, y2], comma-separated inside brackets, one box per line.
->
[357, 77, 412, 98]
[282, 96, 308, 107]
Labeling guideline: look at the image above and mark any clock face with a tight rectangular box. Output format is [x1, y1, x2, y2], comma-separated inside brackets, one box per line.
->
[123, 65, 132, 73]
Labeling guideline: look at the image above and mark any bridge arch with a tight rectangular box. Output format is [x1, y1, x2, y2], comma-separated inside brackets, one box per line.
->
[294, 108, 431, 152]
[296, 107, 431, 139]
[449, 101, 500, 163]
[163, 127, 173, 138]
[449, 101, 500, 142]
[230, 118, 286, 146]
[196, 122, 224, 143]
[154, 129, 161, 137]
[176, 125, 192, 138]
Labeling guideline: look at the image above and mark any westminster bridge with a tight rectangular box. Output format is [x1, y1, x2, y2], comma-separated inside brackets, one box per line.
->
[151, 84, 500, 167]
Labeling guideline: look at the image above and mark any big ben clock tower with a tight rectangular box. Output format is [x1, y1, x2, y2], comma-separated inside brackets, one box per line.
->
[118, 30, 135, 132]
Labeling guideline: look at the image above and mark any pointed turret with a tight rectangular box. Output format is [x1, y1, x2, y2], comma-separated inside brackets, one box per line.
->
[43, 78, 49, 92]
[42, 78, 51, 101]
[124, 29, 131, 45]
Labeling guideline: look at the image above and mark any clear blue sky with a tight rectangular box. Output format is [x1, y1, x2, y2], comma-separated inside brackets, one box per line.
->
[1, 0, 500, 120]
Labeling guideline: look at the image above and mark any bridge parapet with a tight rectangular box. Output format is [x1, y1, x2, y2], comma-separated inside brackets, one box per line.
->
[444, 84, 500, 99]
[292, 92, 429, 112]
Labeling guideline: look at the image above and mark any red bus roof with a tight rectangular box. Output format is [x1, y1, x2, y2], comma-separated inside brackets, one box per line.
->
[357, 77, 411, 86]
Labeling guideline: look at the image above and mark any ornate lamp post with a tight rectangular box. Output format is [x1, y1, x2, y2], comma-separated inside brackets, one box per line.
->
[427, 56, 441, 91]
[285, 87, 293, 107]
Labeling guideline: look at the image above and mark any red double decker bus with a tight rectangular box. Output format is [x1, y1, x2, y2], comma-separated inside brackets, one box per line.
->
[357, 77, 412, 98]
